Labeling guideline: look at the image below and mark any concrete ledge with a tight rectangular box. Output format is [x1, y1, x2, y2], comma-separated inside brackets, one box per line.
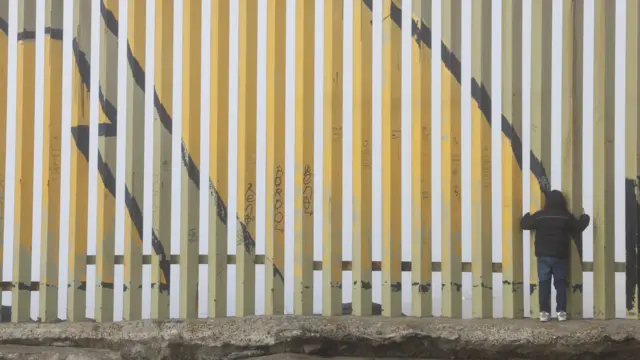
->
[0, 316, 639, 359]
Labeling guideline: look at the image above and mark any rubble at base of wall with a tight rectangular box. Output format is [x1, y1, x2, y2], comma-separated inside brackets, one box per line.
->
[0, 316, 639, 360]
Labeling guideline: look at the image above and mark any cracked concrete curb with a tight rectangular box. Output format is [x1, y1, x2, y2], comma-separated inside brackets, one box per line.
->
[0, 316, 639, 359]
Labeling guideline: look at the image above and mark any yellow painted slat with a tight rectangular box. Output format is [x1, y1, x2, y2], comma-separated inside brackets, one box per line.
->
[470, 0, 492, 319]
[529, 0, 552, 317]
[12, 0, 37, 323]
[592, 0, 615, 320]
[209, 0, 230, 319]
[95, 0, 118, 323]
[123, 0, 146, 321]
[265, 0, 286, 316]
[151, 0, 173, 321]
[352, 0, 373, 317]
[440, 0, 462, 318]
[68, 0, 92, 322]
[381, 0, 402, 318]
[322, 0, 343, 317]
[0, 0, 7, 323]
[626, 0, 640, 320]
[293, 0, 314, 316]
[179, 0, 201, 320]
[500, 0, 524, 319]
[39, 0, 64, 323]
[410, 0, 432, 318]
[562, 0, 584, 320]
[236, 0, 258, 317]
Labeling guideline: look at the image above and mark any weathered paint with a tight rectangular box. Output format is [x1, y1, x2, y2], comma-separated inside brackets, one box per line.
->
[86, 256, 635, 270]
[501, 0, 523, 319]
[322, 0, 343, 317]
[12, 0, 37, 323]
[563, 0, 584, 320]
[26, 0, 269, 323]
[68, 0, 92, 322]
[365, 0, 558, 318]
[293, 0, 314, 316]
[236, 0, 258, 317]
[209, 0, 230, 319]
[0, 0, 7, 323]
[91, 0, 272, 321]
[625, 0, 640, 320]
[592, 0, 615, 320]
[440, 0, 463, 319]
[39, 0, 64, 323]
[76, 0, 178, 321]
[1, 0, 633, 323]
[0, 256, 627, 272]
[381, 0, 402, 317]
[179, 0, 201, 320]
[365, 0, 553, 321]
[470, 0, 492, 319]
[123, 0, 145, 321]
[352, 0, 373, 317]
[529, 0, 552, 317]
[265, 0, 286, 316]
[150, 0, 173, 320]
[94, 0, 118, 323]
[410, 0, 432, 318]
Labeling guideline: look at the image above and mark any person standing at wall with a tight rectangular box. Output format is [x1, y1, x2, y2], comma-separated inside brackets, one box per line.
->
[521, 190, 590, 322]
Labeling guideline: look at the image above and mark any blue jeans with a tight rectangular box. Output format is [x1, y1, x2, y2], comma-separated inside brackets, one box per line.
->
[537, 257, 568, 313]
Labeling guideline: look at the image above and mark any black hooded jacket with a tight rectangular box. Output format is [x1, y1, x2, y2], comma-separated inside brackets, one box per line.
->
[521, 190, 590, 259]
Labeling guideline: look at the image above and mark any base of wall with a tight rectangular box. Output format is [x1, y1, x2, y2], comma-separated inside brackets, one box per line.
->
[0, 316, 638, 359]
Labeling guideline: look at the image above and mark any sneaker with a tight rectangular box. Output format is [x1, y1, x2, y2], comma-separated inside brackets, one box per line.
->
[539, 311, 551, 322]
[557, 311, 567, 321]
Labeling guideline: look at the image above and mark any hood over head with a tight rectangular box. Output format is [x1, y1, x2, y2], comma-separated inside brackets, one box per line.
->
[545, 189, 567, 210]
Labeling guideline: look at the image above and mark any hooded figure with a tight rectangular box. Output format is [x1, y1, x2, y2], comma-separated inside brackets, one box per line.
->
[521, 189, 590, 322]
[521, 190, 589, 259]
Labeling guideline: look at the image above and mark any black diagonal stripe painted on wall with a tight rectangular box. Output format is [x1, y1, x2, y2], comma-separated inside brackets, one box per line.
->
[99, 0, 118, 36]
[16, 30, 36, 41]
[381, 0, 552, 195]
[44, 26, 63, 40]
[2, 22, 63, 41]
[0, 16, 8, 35]
[71, 34, 173, 292]
[97, 3, 273, 278]
[0, 0, 569, 292]
[626, 178, 640, 313]
[79, 3, 276, 283]
[8, 2, 633, 298]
